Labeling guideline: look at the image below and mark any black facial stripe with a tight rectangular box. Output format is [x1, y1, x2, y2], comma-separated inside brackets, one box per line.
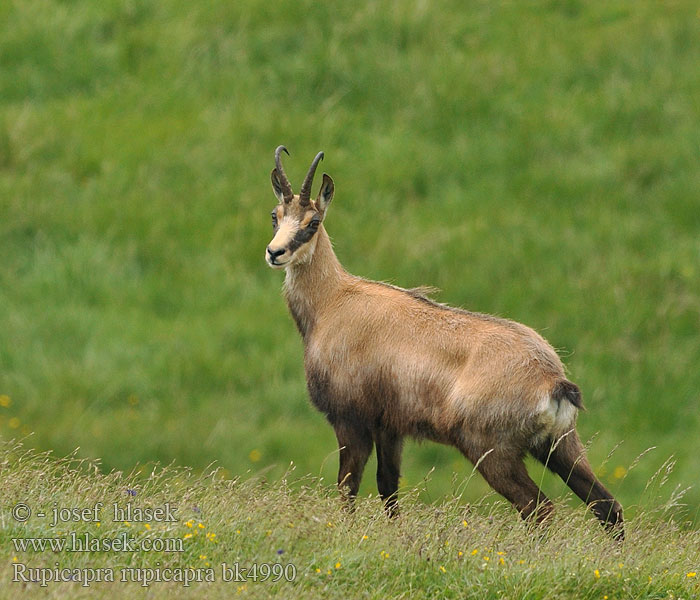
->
[287, 223, 319, 253]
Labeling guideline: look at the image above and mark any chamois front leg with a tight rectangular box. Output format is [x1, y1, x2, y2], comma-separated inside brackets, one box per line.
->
[532, 432, 624, 539]
[374, 430, 403, 517]
[333, 420, 373, 510]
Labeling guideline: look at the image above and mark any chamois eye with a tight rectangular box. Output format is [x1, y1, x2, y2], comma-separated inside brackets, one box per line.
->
[271, 211, 278, 229]
[308, 219, 320, 230]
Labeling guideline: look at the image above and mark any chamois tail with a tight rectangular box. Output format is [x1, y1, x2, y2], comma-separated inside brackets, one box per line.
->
[552, 379, 584, 410]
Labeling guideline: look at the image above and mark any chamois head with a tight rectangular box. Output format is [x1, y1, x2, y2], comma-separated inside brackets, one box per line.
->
[265, 146, 335, 269]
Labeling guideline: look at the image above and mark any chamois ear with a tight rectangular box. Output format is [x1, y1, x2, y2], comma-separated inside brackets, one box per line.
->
[315, 173, 334, 215]
[271, 168, 288, 204]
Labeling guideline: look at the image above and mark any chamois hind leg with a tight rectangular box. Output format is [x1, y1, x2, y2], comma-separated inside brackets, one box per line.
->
[532, 431, 624, 539]
[374, 430, 403, 517]
[333, 420, 373, 509]
[471, 448, 554, 524]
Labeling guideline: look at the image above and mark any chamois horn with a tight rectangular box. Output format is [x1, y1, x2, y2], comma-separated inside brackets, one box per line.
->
[274, 145, 294, 203]
[299, 151, 324, 206]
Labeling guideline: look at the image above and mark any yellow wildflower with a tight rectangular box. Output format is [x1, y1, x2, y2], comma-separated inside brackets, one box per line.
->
[439, 565, 446, 573]
[688, 572, 697, 578]
[594, 569, 600, 579]
[0, 395, 10, 407]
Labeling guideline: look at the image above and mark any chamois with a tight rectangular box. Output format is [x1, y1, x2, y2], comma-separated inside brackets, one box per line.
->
[265, 146, 623, 537]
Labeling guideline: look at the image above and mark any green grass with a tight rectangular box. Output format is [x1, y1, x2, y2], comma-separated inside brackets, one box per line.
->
[0, 0, 699, 579]
[1, 441, 698, 599]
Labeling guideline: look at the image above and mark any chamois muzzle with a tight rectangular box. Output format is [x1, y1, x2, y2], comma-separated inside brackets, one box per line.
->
[266, 246, 285, 265]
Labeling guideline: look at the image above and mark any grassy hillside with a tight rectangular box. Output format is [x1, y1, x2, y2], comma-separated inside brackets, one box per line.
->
[1, 0, 699, 524]
[1, 442, 699, 599]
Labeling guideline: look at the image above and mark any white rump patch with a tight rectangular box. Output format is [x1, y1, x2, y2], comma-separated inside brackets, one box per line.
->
[536, 391, 578, 437]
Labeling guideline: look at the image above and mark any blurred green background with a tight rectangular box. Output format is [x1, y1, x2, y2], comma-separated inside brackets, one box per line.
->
[1, 1, 698, 519]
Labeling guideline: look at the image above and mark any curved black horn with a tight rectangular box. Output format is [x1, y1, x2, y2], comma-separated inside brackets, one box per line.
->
[274, 145, 294, 203]
[299, 151, 324, 206]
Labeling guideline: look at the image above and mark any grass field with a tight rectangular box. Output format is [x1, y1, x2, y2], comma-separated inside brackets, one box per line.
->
[1, 441, 699, 599]
[1, 1, 699, 594]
